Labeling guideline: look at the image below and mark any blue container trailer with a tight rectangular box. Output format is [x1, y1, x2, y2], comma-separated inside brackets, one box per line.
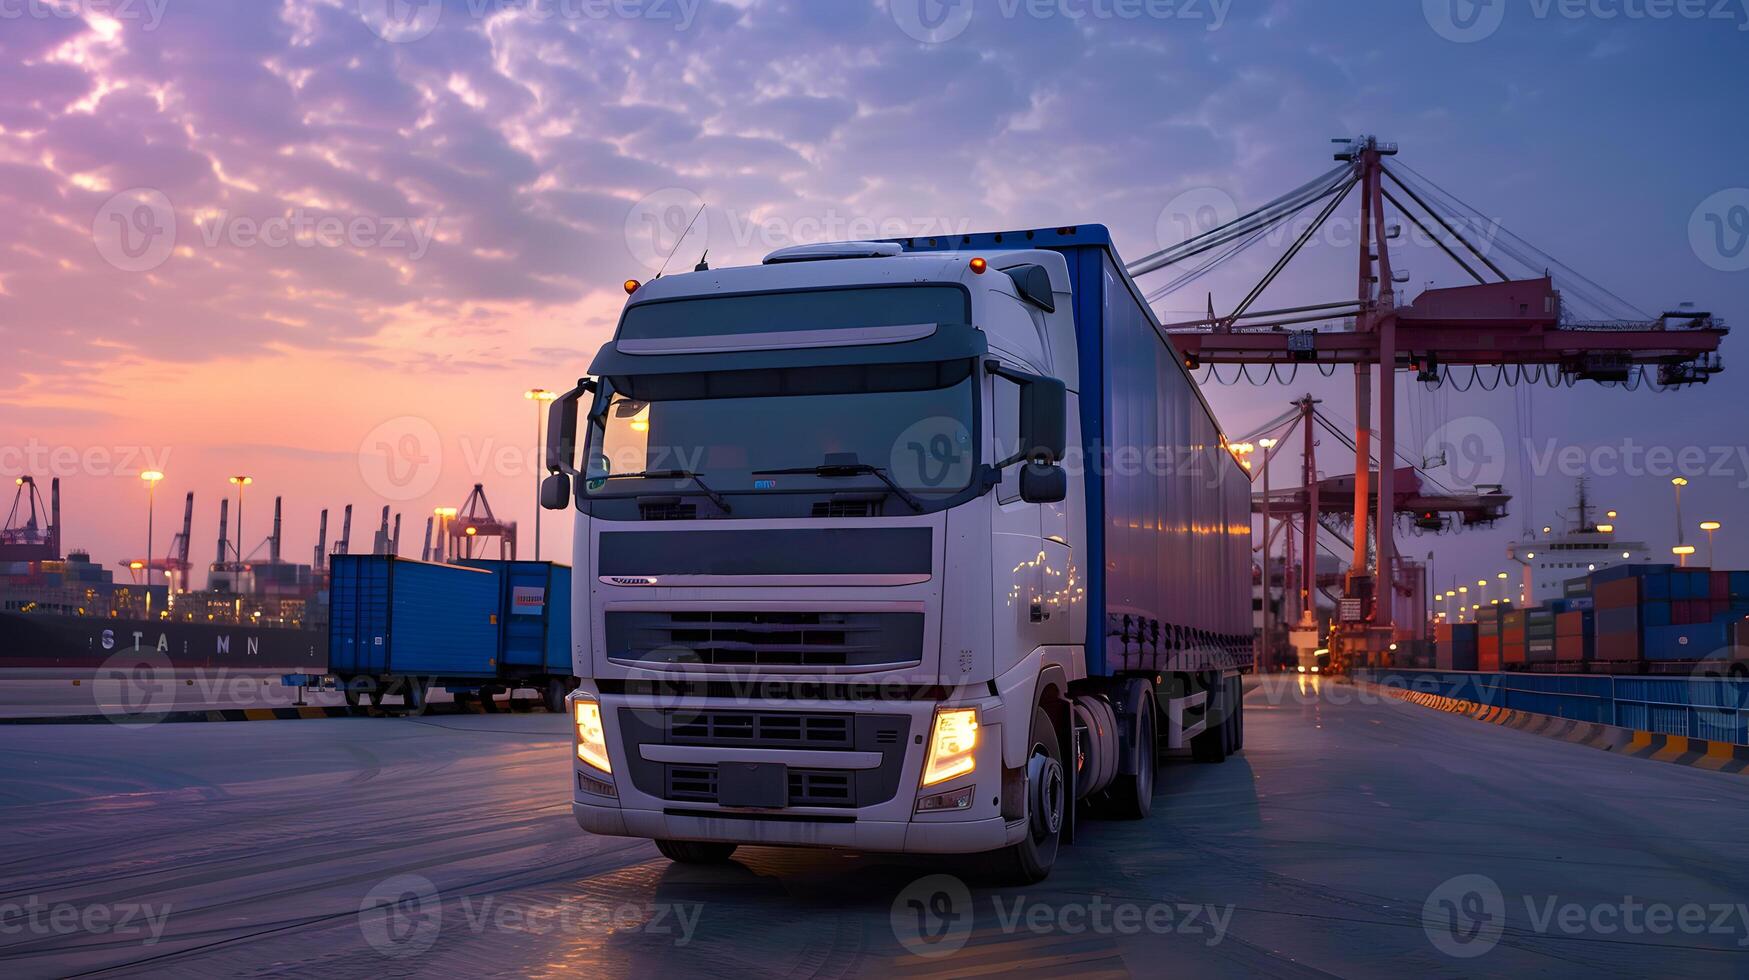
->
[324, 555, 576, 711]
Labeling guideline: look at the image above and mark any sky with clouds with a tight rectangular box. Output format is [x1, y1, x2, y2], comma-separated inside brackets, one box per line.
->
[2, 0, 1746, 590]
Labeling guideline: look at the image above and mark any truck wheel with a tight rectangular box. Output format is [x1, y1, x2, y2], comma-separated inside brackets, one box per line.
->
[654, 839, 738, 864]
[989, 706, 1064, 884]
[1231, 682, 1245, 754]
[1103, 693, 1155, 820]
[1191, 678, 1228, 764]
[477, 687, 501, 713]
[544, 678, 572, 714]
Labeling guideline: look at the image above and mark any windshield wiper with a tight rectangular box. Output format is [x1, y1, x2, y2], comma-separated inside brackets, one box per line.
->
[751, 462, 925, 512]
[602, 469, 731, 513]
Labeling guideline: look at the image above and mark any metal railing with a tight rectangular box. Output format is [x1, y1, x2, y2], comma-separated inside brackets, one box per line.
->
[1361, 668, 1749, 745]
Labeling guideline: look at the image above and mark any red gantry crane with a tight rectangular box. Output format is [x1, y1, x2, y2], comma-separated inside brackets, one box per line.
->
[1133, 136, 1728, 663]
[450, 483, 517, 560]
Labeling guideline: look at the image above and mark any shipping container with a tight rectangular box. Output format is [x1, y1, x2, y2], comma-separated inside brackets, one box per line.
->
[1554, 609, 1593, 662]
[1477, 634, 1500, 672]
[1502, 610, 1527, 666]
[1436, 622, 1479, 671]
[1595, 576, 1640, 610]
[1643, 621, 1732, 662]
[328, 555, 499, 681]
[1525, 609, 1556, 663]
[457, 559, 574, 675]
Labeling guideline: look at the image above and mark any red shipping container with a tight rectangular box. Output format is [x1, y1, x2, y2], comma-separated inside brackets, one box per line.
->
[1713, 571, 1730, 600]
[1596, 577, 1640, 610]
[1478, 636, 1500, 671]
[1673, 600, 1695, 625]
[1556, 633, 1585, 661]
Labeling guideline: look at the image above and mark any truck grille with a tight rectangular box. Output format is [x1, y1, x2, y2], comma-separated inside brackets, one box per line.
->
[605, 610, 923, 669]
[664, 765, 855, 808]
[668, 709, 854, 748]
[616, 707, 913, 810]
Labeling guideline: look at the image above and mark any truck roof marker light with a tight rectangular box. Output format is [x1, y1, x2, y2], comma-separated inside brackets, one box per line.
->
[624, 279, 641, 294]
[969, 257, 987, 274]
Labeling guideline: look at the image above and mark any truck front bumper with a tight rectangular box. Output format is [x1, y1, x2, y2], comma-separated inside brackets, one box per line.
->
[573, 801, 1019, 853]
[570, 693, 1022, 855]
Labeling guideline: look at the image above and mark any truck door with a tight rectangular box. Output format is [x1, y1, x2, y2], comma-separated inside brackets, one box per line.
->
[990, 364, 1052, 656]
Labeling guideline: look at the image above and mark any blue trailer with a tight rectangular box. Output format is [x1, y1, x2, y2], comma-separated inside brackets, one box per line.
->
[324, 555, 575, 712]
[459, 559, 577, 710]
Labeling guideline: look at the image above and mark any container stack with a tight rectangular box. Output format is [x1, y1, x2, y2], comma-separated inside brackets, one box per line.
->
[1435, 622, 1478, 671]
[1476, 606, 1504, 671]
[1501, 608, 1528, 667]
[1554, 608, 1592, 663]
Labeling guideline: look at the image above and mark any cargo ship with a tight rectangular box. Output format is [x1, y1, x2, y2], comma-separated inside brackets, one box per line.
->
[2, 477, 326, 671]
[1, 550, 326, 670]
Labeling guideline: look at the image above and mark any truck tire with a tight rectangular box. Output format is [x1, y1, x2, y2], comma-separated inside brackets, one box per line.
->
[1231, 681, 1245, 754]
[654, 839, 738, 864]
[477, 687, 501, 713]
[1102, 691, 1155, 820]
[544, 678, 572, 714]
[401, 679, 429, 715]
[988, 706, 1064, 884]
[1191, 677, 1228, 764]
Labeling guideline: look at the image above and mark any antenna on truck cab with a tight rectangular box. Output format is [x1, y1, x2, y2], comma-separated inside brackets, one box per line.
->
[652, 204, 706, 281]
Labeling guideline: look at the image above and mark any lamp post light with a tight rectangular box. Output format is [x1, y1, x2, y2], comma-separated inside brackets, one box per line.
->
[1672, 544, 1696, 568]
[1700, 521, 1721, 567]
[228, 476, 252, 566]
[524, 388, 558, 561]
[140, 471, 164, 607]
[1671, 477, 1688, 553]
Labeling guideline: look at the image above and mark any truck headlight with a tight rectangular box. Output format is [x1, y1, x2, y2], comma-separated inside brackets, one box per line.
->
[921, 707, 978, 787]
[574, 696, 612, 775]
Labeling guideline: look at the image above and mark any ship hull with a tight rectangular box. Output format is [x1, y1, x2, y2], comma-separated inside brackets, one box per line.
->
[0, 613, 326, 671]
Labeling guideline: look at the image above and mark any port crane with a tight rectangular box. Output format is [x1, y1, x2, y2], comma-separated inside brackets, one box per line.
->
[450, 484, 517, 560]
[1134, 136, 1729, 661]
[0, 476, 59, 561]
[120, 491, 195, 592]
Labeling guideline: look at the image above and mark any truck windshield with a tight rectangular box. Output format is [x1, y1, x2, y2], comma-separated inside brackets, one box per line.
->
[585, 361, 977, 497]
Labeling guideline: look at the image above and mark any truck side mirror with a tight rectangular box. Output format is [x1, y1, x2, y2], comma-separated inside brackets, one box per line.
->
[1020, 376, 1067, 464]
[1019, 462, 1066, 504]
[540, 472, 572, 511]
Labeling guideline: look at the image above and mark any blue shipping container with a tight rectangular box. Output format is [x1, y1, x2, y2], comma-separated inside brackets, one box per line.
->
[328, 556, 500, 677]
[1643, 621, 1732, 662]
[458, 560, 574, 673]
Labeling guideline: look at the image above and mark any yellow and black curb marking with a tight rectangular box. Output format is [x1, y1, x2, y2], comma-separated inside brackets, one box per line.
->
[1381, 686, 1749, 774]
[0, 698, 549, 725]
